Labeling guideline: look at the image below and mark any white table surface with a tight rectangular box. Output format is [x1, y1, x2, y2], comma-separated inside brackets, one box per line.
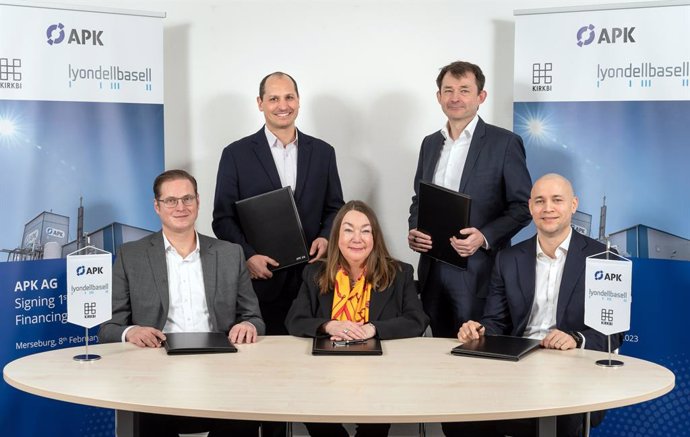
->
[3, 336, 674, 424]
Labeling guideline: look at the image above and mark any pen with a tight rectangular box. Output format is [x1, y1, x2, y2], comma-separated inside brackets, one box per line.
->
[332, 339, 368, 347]
[474, 324, 484, 337]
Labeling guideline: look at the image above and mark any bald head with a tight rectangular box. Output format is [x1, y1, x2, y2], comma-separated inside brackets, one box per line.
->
[531, 173, 575, 198]
[529, 173, 578, 240]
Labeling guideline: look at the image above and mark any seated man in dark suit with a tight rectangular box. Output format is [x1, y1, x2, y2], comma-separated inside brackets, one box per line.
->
[453, 173, 622, 437]
[98, 169, 265, 437]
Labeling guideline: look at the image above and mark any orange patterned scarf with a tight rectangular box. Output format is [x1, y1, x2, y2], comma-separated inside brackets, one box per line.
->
[331, 268, 371, 322]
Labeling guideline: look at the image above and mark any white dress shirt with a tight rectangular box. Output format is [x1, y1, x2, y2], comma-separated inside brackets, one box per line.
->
[523, 229, 573, 340]
[265, 126, 298, 191]
[121, 232, 212, 342]
[433, 115, 479, 190]
[161, 232, 212, 333]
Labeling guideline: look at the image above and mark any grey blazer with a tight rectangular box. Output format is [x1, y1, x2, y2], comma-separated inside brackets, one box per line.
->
[98, 231, 265, 343]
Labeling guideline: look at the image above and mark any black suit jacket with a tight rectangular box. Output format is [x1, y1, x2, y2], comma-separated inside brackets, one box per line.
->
[213, 127, 345, 301]
[481, 230, 622, 352]
[285, 262, 430, 340]
[408, 117, 532, 297]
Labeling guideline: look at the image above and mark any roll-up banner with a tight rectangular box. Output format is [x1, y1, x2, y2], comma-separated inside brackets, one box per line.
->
[0, 2, 164, 435]
[514, 2, 689, 435]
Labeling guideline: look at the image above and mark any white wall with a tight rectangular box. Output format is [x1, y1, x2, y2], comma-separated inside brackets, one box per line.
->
[47, 0, 650, 267]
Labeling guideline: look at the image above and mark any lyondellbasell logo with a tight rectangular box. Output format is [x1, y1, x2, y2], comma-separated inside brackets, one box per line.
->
[46, 23, 104, 46]
[576, 24, 636, 47]
[0, 57, 23, 89]
[531, 63, 552, 92]
[68, 63, 154, 92]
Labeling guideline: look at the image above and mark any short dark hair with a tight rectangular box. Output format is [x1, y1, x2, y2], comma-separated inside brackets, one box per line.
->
[153, 169, 198, 199]
[436, 61, 486, 92]
[258, 72, 300, 99]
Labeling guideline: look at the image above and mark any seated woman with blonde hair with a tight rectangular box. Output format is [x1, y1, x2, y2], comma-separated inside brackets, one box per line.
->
[286, 200, 429, 437]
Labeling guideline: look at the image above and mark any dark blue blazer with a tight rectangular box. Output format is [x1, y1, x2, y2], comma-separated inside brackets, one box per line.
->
[408, 117, 532, 297]
[481, 230, 622, 352]
[213, 127, 344, 301]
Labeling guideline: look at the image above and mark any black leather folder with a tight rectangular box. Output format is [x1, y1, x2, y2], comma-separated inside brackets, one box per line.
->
[417, 181, 471, 269]
[164, 332, 238, 355]
[235, 187, 309, 271]
[312, 337, 383, 356]
[451, 335, 541, 361]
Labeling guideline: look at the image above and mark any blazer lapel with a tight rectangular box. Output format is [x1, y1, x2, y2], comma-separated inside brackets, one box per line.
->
[459, 117, 486, 192]
[368, 282, 393, 322]
[199, 235, 219, 330]
[557, 231, 586, 323]
[148, 233, 170, 318]
[317, 290, 335, 319]
[252, 129, 282, 190]
[294, 129, 311, 201]
[423, 132, 444, 180]
[516, 236, 537, 333]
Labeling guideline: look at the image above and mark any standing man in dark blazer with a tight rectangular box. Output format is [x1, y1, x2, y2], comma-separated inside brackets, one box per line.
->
[213, 72, 344, 337]
[408, 61, 532, 338]
[456, 173, 622, 437]
[99, 169, 264, 437]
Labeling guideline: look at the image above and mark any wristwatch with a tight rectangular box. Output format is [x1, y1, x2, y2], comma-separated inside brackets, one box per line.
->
[569, 331, 584, 348]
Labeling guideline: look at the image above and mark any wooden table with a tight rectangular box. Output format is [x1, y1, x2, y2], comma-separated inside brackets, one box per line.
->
[3, 336, 674, 436]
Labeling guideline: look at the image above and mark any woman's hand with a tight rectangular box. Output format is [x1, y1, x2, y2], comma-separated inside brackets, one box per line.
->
[323, 320, 373, 341]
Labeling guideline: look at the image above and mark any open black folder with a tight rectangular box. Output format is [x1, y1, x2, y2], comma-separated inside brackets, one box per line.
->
[312, 337, 383, 356]
[451, 335, 541, 361]
[164, 332, 237, 355]
[235, 186, 309, 271]
[417, 181, 471, 269]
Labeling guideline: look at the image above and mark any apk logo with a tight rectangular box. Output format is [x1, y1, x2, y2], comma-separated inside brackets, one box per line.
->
[594, 270, 622, 281]
[76, 265, 104, 276]
[576, 24, 635, 47]
[45, 227, 65, 238]
[46, 22, 104, 46]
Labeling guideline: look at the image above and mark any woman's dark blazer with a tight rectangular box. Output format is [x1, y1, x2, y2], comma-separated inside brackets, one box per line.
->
[285, 261, 429, 340]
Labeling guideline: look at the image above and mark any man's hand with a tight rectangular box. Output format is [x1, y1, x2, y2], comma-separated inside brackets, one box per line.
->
[125, 326, 166, 348]
[542, 329, 577, 350]
[450, 227, 486, 257]
[457, 321, 485, 342]
[247, 254, 279, 280]
[308, 237, 328, 263]
[408, 229, 432, 252]
[229, 321, 258, 344]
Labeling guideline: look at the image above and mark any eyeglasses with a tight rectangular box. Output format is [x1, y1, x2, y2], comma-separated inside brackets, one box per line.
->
[157, 194, 197, 208]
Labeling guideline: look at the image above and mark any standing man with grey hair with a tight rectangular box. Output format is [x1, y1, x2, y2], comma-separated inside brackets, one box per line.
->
[408, 61, 532, 339]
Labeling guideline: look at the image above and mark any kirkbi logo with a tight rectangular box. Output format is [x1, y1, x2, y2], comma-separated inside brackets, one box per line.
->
[576, 24, 636, 47]
[600, 308, 614, 326]
[46, 23, 103, 46]
[594, 270, 622, 281]
[0, 58, 22, 84]
[76, 266, 104, 276]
